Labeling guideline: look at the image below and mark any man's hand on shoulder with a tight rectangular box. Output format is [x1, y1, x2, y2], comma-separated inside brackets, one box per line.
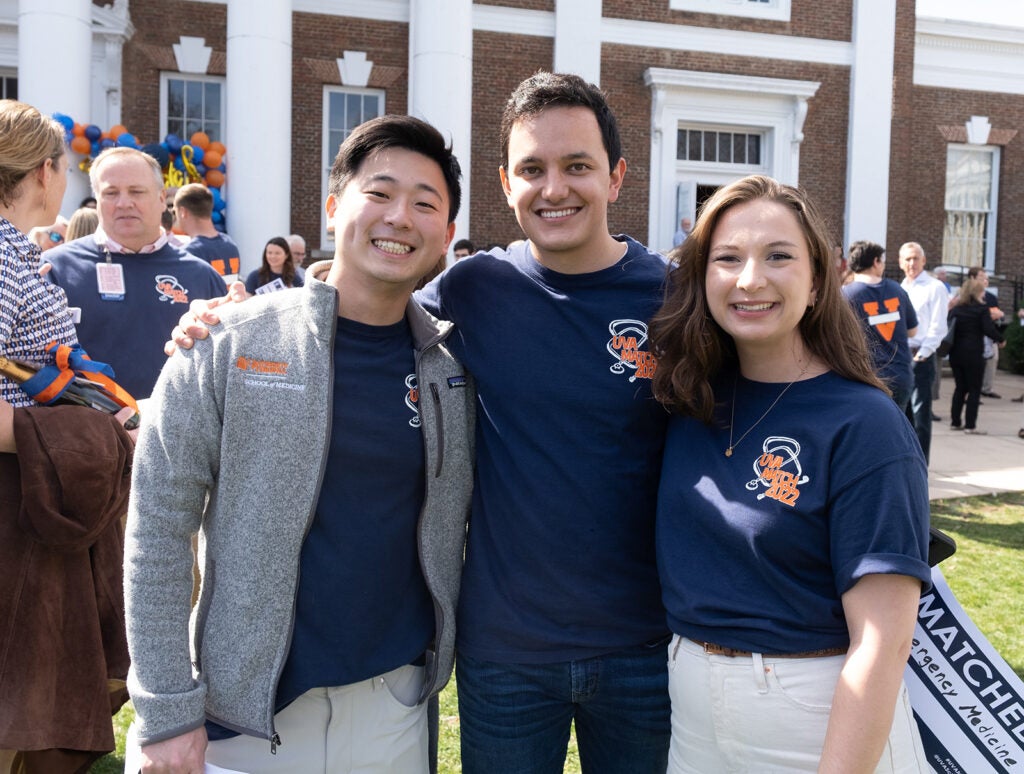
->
[139, 725, 207, 773]
[164, 280, 249, 356]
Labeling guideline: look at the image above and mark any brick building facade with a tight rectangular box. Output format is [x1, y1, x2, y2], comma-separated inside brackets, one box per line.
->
[3, 0, 1021, 306]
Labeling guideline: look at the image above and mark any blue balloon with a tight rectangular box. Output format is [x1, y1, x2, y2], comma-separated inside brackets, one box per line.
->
[172, 155, 185, 171]
[100, 137, 116, 150]
[140, 142, 169, 168]
[84, 124, 102, 141]
[165, 133, 183, 154]
[218, 163, 226, 172]
[196, 163, 208, 176]
[90, 140, 100, 156]
[211, 210, 223, 225]
[210, 188, 224, 209]
[52, 113, 74, 131]
[116, 132, 137, 148]
[190, 145, 205, 164]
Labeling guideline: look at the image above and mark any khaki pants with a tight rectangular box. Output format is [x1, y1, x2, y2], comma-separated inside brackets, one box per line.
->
[127, 664, 428, 774]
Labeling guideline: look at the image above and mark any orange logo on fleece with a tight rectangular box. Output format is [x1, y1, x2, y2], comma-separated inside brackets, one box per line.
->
[236, 356, 289, 376]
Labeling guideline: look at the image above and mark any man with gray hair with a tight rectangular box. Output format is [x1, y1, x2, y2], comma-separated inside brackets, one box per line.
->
[287, 233, 307, 271]
[44, 147, 225, 398]
[898, 241, 948, 463]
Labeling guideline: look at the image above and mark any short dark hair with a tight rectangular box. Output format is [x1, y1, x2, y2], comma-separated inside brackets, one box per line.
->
[967, 266, 986, 280]
[453, 238, 475, 253]
[174, 183, 214, 219]
[327, 114, 461, 223]
[499, 72, 622, 171]
[847, 240, 884, 273]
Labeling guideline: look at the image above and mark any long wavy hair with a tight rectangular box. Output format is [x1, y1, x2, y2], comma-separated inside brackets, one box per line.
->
[258, 236, 296, 287]
[649, 175, 885, 422]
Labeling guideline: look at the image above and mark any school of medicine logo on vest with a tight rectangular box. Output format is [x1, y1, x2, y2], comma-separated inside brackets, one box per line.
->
[405, 374, 420, 428]
[235, 356, 304, 392]
[744, 435, 810, 507]
[154, 274, 190, 304]
[606, 319, 657, 381]
[861, 297, 902, 341]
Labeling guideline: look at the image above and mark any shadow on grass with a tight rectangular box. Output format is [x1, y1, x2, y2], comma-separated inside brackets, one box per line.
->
[930, 493, 1024, 552]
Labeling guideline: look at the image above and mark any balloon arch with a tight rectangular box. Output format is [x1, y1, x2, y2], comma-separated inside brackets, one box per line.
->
[53, 112, 229, 227]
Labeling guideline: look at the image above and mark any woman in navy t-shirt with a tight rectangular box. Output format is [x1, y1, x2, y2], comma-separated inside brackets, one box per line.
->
[649, 175, 931, 772]
[245, 236, 304, 295]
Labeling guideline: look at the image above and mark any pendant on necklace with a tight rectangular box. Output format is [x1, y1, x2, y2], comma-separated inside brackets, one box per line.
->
[725, 447, 733, 458]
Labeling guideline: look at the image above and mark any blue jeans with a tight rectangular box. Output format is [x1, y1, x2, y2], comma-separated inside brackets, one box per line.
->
[457, 640, 671, 774]
[906, 355, 935, 463]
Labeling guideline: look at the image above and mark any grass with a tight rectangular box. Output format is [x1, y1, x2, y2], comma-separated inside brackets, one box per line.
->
[91, 492, 1024, 772]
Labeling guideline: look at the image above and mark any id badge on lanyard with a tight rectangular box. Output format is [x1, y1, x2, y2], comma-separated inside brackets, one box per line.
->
[96, 250, 126, 301]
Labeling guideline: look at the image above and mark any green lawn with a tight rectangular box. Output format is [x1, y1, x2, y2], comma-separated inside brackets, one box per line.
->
[92, 491, 1024, 772]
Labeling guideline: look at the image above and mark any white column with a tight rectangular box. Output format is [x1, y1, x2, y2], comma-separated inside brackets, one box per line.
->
[408, 0, 472, 262]
[226, 0, 291, 273]
[19, 0, 93, 215]
[844, 0, 896, 247]
[554, 0, 602, 84]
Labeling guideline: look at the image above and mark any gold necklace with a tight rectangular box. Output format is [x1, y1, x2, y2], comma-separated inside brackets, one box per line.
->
[725, 366, 809, 457]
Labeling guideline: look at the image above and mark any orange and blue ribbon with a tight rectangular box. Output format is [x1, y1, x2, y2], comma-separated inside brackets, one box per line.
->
[20, 342, 139, 413]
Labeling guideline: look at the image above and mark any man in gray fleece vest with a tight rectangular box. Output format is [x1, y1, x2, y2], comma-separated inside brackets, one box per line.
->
[124, 115, 475, 773]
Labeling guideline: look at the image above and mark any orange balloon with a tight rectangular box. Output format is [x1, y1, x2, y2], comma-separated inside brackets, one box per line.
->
[208, 141, 226, 156]
[100, 131, 110, 140]
[190, 131, 210, 150]
[202, 150, 222, 169]
[205, 169, 225, 187]
[72, 123, 85, 137]
[109, 124, 127, 139]
[70, 136, 92, 155]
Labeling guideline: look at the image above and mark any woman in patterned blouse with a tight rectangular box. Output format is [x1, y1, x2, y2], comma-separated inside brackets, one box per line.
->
[0, 99, 76, 452]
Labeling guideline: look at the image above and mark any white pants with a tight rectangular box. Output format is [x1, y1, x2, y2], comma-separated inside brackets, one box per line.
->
[127, 664, 428, 774]
[666, 635, 927, 773]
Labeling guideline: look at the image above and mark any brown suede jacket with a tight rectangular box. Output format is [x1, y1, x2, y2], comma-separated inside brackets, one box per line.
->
[0, 405, 133, 753]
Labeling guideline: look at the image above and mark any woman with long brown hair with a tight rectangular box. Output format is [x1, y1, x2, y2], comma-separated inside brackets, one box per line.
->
[649, 175, 930, 772]
[244, 235, 303, 294]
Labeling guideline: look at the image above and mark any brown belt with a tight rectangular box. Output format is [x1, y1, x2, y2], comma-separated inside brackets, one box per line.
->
[691, 638, 846, 659]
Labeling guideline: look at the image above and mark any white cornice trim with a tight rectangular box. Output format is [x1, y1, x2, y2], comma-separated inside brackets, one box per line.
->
[915, 16, 1024, 95]
[917, 17, 1024, 45]
[603, 17, 851, 65]
[644, 67, 820, 99]
[174, 3, 850, 66]
[473, 5, 554, 37]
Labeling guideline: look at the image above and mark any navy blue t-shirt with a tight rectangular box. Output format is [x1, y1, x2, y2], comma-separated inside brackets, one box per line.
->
[244, 267, 305, 295]
[842, 278, 918, 394]
[183, 233, 241, 278]
[45, 237, 226, 398]
[657, 371, 931, 655]
[275, 315, 432, 705]
[416, 237, 670, 662]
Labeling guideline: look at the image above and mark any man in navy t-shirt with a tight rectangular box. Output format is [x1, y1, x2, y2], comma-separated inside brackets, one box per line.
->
[843, 240, 918, 411]
[417, 72, 671, 774]
[174, 183, 241, 280]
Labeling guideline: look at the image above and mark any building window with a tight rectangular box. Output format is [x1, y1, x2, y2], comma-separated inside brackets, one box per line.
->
[677, 128, 762, 166]
[669, 0, 791, 22]
[942, 144, 999, 269]
[160, 74, 225, 142]
[321, 86, 385, 246]
[0, 75, 16, 100]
